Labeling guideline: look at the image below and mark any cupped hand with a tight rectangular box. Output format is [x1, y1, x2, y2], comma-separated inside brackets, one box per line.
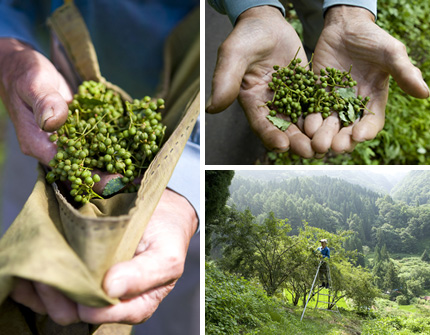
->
[306, 6, 429, 155]
[10, 188, 198, 325]
[0, 38, 140, 193]
[206, 6, 315, 158]
[0, 38, 73, 165]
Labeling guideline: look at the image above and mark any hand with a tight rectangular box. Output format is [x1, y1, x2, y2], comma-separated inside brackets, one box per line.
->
[306, 6, 429, 155]
[206, 6, 316, 158]
[0, 38, 73, 165]
[10, 188, 198, 325]
[0, 38, 137, 193]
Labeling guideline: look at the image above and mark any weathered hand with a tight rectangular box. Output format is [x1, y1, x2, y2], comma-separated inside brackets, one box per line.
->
[0, 38, 140, 193]
[306, 6, 429, 155]
[10, 188, 198, 325]
[0, 38, 73, 165]
[206, 6, 316, 158]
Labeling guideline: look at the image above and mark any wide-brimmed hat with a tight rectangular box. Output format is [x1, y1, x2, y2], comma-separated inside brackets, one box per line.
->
[320, 239, 328, 243]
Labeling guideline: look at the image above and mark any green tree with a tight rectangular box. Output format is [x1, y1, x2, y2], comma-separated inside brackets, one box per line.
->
[216, 210, 301, 296]
[347, 213, 366, 242]
[383, 261, 401, 293]
[205, 170, 234, 256]
[337, 261, 380, 311]
[421, 249, 430, 262]
[344, 234, 365, 267]
[285, 224, 377, 310]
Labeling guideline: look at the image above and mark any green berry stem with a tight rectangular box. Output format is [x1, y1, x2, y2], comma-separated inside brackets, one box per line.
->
[265, 48, 372, 127]
[46, 80, 166, 204]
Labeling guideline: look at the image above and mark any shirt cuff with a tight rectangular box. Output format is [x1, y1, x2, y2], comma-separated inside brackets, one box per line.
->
[0, 5, 40, 51]
[167, 140, 200, 234]
[208, 0, 285, 25]
[323, 0, 377, 20]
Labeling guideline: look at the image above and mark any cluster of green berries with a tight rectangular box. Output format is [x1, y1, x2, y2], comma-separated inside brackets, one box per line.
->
[266, 54, 371, 127]
[46, 80, 166, 204]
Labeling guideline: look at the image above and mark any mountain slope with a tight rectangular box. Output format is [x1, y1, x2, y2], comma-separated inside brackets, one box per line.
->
[391, 170, 430, 205]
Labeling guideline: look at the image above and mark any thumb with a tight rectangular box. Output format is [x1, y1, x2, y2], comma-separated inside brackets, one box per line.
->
[18, 82, 70, 132]
[387, 41, 429, 99]
[207, 42, 248, 114]
[103, 250, 181, 299]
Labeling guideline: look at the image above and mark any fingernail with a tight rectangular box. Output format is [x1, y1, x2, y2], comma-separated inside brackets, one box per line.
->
[107, 278, 127, 298]
[205, 96, 213, 113]
[40, 107, 54, 130]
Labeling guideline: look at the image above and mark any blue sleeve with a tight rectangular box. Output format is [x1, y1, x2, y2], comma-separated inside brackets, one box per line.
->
[167, 118, 200, 233]
[323, 0, 377, 19]
[326, 248, 330, 258]
[207, 0, 286, 25]
[0, 2, 48, 51]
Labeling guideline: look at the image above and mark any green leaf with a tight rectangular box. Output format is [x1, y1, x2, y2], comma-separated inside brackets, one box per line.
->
[266, 115, 291, 131]
[78, 97, 105, 107]
[336, 87, 356, 99]
[102, 177, 126, 196]
[339, 111, 349, 123]
[347, 103, 356, 122]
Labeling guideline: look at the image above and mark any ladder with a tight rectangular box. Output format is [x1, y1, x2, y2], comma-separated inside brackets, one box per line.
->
[300, 259, 341, 321]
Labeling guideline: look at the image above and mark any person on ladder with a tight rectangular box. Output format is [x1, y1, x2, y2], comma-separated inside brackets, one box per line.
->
[317, 239, 330, 288]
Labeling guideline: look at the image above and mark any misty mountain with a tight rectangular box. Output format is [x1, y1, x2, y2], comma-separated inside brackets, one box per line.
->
[391, 170, 430, 205]
[234, 169, 407, 194]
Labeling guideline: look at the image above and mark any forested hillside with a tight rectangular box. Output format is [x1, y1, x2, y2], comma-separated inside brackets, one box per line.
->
[391, 170, 430, 205]
[206, 170, 430, 334]
[235, 169, 403, 194]
[229, 174, 430, 254]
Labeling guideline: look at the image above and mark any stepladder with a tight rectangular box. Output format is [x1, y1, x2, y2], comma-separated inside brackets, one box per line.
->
[300, 259, 341, 321]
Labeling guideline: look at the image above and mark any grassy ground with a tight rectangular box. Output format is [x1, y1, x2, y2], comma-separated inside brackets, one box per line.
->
[284, 304, 363, 335]
[283, 288, 348, 309]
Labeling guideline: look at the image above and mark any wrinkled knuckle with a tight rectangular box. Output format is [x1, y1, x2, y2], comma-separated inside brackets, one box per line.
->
[392, 40, 407, 55]
[168, 254, 185, 279]
[124, 308, 152, 325]
[387, 40, 407, 65]
[217, 40, 237, 59]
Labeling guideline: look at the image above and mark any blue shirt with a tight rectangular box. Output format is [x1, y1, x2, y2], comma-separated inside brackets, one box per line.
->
[0, 0, 200, 220]
[208, 0, 377, 25]
[318, 246, 330, 258]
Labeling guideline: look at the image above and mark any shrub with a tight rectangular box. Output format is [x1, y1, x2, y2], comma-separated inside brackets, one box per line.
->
[205, 262, 285, 334]
[396, 295, 409, 305]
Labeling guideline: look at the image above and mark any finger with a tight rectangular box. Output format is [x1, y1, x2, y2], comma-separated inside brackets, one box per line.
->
[244, 105, 290, 152]
[34, 283, 79, 326]
[304, 113, 324, 138]
[207, 41, 248, 114]
[103, 242, 185, 299]
[79, 284, 174, 325]
[91, 172, 123, 195]
[13, 102, 58, 165]
[10, 279, 46, 315]
[17, 77, 70, 132]
[331, 125, 357, 153]
[311, 114, 341, 154]
[386, 40, 429, 99]
[286, 124, 314, 158]
[352, 98, 386, 142]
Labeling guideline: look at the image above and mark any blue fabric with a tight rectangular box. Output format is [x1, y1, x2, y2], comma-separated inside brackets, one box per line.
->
[207, 0, 285, 25]
[323, 0, 377, 19]
[318, 246, 330, 258]
[0, 3, 43, 51]
[208, 0, 376, 24]
[167, 124, 200, 219]
[0, 0, 200, 221]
